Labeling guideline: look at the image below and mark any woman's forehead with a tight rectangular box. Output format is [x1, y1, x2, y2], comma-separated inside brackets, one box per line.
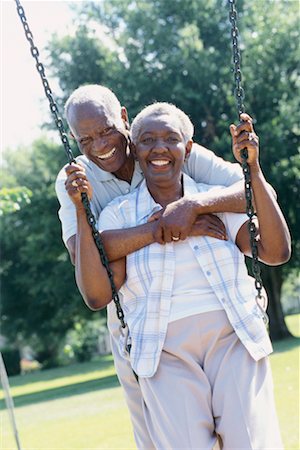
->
[139, 113, 182, 134]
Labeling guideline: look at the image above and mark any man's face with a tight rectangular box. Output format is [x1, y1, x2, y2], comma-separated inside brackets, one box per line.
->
[134, 114, 191, 185]
[68, 101, 129, 173]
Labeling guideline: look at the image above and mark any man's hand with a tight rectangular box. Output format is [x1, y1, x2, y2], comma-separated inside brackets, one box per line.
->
[65, 163, 93, 208]
[148, 197, 198, 243]
[148, 197, 227, 243]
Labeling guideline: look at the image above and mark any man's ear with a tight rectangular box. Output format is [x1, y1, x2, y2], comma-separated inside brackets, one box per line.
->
[185, 139, 193, 160]
[121, 106, 130, 130]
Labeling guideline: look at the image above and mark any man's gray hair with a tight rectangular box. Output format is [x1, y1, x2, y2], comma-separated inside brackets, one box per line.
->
[64, 84, 122, 124]
[131, 102, 194, 144]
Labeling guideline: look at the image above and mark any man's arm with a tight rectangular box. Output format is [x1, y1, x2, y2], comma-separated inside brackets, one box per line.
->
[75, 205, 126, 310]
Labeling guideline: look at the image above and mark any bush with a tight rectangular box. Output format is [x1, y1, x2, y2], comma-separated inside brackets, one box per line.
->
[1, 348, 20, 376]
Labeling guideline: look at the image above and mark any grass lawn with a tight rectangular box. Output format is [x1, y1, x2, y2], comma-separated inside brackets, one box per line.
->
[1, 315, 299, 450]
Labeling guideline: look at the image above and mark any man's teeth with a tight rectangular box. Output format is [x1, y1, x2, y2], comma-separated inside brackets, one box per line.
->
[151, 160, 170, 166]
[98, 148, 116, 160]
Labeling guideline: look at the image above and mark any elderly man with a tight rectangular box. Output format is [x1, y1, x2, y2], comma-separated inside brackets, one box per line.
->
[56, 84, 248, 449]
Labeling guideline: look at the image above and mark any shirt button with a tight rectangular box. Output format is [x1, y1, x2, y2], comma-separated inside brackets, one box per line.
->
[125, 188, 129, 193]
[193, 245, 199, 251]
[206, 271, 211, 276]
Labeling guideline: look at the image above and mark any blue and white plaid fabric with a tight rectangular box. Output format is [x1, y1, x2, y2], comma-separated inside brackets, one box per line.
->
[99, 175, 273, 377]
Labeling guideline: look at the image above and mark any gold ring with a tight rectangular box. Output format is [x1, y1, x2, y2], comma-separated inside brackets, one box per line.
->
[72, 180, 78, 187]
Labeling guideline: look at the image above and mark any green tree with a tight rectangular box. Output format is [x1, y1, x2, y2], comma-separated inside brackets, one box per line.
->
[0, 139, 102, 367]
[47, 0, 299, 339]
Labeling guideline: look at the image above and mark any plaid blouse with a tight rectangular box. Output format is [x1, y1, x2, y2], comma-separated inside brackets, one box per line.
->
[98, 175, 272, 377]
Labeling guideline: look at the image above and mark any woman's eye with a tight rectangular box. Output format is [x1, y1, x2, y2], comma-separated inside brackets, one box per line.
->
[167, 136, 180, 143]
[141, 137, 154, 144]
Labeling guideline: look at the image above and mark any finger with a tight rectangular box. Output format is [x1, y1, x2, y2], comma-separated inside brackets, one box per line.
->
[234, 140, 258, 152]
[65, 171, 88, 186]
[163, 228, 173, 243]
[153, 225, 164, 245]
[148, 210, 163, 222]
[229, 124, 236, 137]
[240, 113, 253, 122]
[235, 131, 253, 145]
[208, 229, 228, 240]
[234, 120, 253, 136]
[65, 163, 82, 175]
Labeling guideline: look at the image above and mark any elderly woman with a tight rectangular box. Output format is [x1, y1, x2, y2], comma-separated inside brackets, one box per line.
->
[77, 103, 290, 449]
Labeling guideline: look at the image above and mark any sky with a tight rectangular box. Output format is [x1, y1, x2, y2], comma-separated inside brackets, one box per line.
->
[1, 0, 77, 155]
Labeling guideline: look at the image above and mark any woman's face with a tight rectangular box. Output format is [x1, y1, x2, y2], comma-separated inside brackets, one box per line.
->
[134, 114, 192, 186]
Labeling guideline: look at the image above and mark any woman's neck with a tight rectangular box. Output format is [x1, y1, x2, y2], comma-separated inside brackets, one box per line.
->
[147, 175, 183, 207]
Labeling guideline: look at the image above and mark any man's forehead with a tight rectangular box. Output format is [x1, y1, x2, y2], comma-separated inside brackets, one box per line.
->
[70, 100, 109, 119]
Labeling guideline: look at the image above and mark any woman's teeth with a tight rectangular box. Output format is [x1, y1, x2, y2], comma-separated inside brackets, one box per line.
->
[151, 160, 170, 166]
[98, 148, 116, 160]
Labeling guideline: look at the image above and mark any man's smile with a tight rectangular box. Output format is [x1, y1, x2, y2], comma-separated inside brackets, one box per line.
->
[97, 147, 117, 160]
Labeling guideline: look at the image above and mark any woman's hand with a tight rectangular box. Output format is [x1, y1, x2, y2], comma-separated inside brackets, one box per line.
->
[230, 113, 260, 172]
[190, 214, 228, 241]
[64, 163, 93, 208]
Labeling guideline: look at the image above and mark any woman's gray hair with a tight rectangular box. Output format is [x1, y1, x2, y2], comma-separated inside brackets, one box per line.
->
[131, 102, 194, 144]
[64, 84, 122, 124]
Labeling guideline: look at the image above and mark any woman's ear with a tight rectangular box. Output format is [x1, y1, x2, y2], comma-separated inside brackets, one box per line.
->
[121, 106, 130, 130]
[130, 141, 138, 160]
[185, 139, 193, 160]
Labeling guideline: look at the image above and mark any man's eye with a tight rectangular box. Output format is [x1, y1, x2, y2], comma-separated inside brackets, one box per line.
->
[102, 127, 113, 135]
[80, 138, 91, 145]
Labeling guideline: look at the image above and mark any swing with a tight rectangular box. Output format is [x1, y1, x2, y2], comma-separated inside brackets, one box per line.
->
[14, 0, 268, 333]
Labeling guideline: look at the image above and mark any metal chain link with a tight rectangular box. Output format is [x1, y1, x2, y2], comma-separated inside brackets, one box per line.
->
[14, 0, 126, 329]
[228, 0, 268, 324]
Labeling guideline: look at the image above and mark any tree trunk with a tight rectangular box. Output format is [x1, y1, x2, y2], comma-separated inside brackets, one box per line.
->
[261, 265, 292, 340]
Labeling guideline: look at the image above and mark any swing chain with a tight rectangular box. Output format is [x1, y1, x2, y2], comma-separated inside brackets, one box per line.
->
[15, 0, 75, 165]
[228, 0, 265, 309]
[15, 0, 127, 329]
[228, 0, 245, 117]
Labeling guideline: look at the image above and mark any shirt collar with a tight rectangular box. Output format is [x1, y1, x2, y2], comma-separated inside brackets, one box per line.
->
[135, 173, 199, 223]
[84, 157, 143, 184]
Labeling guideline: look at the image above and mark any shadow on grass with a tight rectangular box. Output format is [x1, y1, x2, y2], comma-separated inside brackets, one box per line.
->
[8, 355, 115, 388]
[0, 372, 120, 410]
[272, 336, 300, 353]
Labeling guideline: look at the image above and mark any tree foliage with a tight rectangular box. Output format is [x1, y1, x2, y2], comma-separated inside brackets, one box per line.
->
[0, 139, 98, 367]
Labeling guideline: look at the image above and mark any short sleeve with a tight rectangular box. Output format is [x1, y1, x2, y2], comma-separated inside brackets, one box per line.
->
[183, 143, 243, 186]
[97, 199, 126, 232]
[55, 166, 77, 246]
[221, 212, 249, 243]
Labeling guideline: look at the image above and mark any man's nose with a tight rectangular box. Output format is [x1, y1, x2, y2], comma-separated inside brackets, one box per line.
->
[93, 136, 107, 151]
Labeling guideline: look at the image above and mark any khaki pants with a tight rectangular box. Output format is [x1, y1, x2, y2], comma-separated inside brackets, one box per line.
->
[138, 310, 283, 450]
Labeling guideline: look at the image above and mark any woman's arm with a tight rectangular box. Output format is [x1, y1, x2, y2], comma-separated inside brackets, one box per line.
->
[233, 114, 291, 265]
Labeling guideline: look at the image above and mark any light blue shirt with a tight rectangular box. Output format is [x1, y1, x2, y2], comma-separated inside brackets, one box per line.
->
[99, 175, 273, 378]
